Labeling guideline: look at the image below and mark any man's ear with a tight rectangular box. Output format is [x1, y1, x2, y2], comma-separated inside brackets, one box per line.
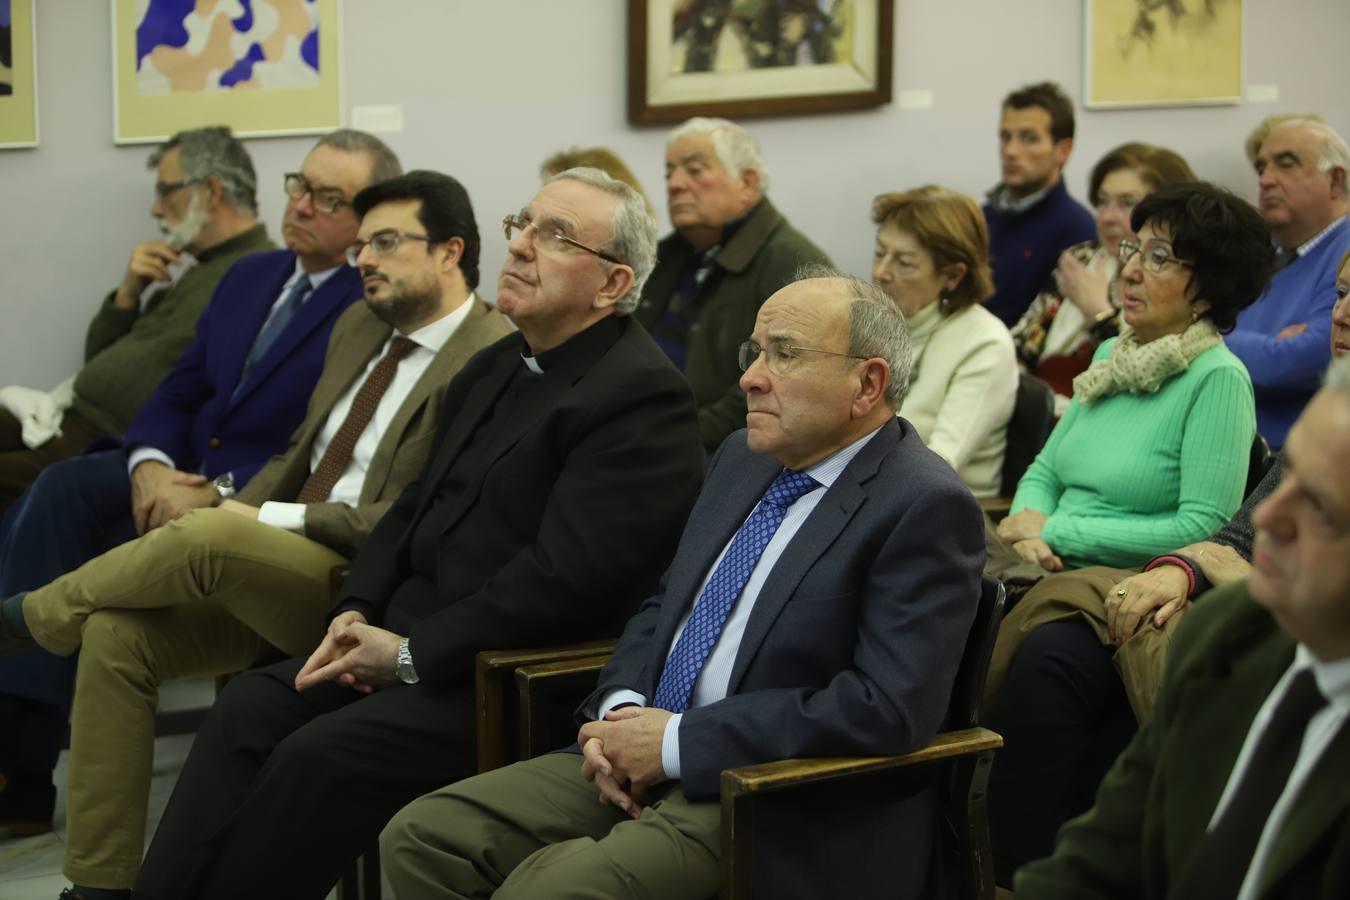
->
[202, 174, 226, 207]
[740, 166, 762, 202]
[852, 358, 891, 418]
[1053, 137, 1074, 170]
[594, 264, 636, 312]
[439, 236, 465, 275]
[1329, 165, 1347, 198]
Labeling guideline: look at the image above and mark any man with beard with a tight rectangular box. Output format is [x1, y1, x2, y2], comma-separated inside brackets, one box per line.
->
[0, 170, 508, 900]
[0, 126, 273, 517]
[0, 129, 396, 855]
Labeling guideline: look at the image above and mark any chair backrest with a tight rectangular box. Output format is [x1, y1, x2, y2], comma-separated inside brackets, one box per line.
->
[1245, 432, 1274, 501]
[1000, 373, 1056, 495]
[948, 578, 1007, 731]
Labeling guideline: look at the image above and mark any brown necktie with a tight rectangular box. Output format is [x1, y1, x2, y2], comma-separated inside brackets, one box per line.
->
[295, 336, 419, 503]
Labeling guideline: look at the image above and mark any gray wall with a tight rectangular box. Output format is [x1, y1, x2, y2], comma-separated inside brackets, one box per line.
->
[3, 0, 1348, 388]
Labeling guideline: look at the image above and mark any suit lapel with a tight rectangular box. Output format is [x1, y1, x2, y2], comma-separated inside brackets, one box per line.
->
[361, 301, 497, 502]
[724, 423, 894, 692]
[1256, 710, 1350, 896]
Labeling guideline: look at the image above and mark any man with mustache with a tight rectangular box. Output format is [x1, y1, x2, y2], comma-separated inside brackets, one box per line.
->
[0, 126, 273, 518]
[1225, 119, 1350, 448]
[0, 129, 397, 854]
[131, 168, 705, 900]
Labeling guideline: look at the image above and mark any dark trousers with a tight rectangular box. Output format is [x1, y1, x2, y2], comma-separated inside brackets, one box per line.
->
[0, 406, 104, 521]
[136, 657, 477, 900]
[987, 620, 1137, 886]
[0, 449, 136, 774]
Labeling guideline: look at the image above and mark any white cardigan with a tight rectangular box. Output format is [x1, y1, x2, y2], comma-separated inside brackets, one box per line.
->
[899, 302, 1018, 497]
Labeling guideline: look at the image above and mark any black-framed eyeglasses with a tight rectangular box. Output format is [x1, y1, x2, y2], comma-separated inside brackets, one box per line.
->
[738, 339, 869, 376]
[1118, 237, 1194, 274]
[154, 178, 201, 200]
[345, 230, 435, 267]
[502, 214, 623, 265]
[284, 173, 351, 215]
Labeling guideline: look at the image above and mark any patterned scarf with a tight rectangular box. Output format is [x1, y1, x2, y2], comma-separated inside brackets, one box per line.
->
[1072, 319, 1221, 404]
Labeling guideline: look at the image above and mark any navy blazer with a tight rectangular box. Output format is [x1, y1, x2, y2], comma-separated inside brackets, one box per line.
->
[123, 250, 363, 488]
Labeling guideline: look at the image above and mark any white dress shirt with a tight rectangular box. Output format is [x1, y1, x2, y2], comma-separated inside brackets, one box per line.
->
[257, 294, 478, 532]
[127, 261, 345, 476]
[597, 424, 887, 779]
[1209, 643, 1350, 900]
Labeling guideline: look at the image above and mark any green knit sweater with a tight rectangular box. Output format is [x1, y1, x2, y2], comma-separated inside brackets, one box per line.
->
[71, 224, 274, 436]
[1011, 337, 1255, 569]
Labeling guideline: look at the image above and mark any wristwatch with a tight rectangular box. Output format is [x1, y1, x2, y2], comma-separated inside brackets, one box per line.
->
[211, 472, 236, 502]
[396, 637, 420, 685]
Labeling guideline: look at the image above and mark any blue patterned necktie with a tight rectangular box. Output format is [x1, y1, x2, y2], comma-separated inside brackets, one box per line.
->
[246, 275, 313, 372]
[652, 468, 820, 714]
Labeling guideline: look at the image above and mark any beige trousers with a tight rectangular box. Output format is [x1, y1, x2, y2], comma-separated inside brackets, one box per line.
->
[21, 508, 345, 888]
[381, 752, 722, 900]
[983, 565, 1184, 726]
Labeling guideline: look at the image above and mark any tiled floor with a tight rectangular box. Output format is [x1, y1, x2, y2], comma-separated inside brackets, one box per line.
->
[0, 677, 389, 900]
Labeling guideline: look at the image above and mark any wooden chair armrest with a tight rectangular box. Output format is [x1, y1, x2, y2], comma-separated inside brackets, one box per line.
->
[719, 727, 1003, 899]
[515, 655, 614, 760]
[474, 642, 617, 772]
[720, 728, 1003, 798]
[979, 498, 1013, 521]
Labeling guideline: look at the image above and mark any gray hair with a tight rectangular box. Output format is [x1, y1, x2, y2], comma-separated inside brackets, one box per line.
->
[1269, 119, 1350, 190]
[1324, 353, 1350, 396]
[667, 117, 770, 193]
[148, 126, 258, 214]
[794, 264, 913, 408]
[314, 128, 403, 186]
[546, 166, 658, 315]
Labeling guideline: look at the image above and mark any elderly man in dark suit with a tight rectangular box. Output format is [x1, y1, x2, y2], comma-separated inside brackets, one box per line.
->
[0, 128, 397, 850]
[379, 270, 987, 900]
[1015, 355, 1350, 900]
[0, 170, 508, 899]
[130, 168, 706, 900]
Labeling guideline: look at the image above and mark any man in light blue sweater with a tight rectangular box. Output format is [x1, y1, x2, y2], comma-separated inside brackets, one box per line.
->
[1226, 119, 1350, 447]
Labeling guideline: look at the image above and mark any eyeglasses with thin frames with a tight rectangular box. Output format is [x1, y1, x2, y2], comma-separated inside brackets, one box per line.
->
[738, 339, 869, 376]
[345, 230, 434, 267]
[502, 214, 623, 265]
[1118, 237, 1194, 274]
[284, 173, 351, 215]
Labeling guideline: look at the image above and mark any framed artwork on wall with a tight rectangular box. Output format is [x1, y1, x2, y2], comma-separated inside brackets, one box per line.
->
[1084, 0, 1243, 108]
[628, 0, 892, 125]
[0, 0, 39, 148]
[111, 0, 342, 144]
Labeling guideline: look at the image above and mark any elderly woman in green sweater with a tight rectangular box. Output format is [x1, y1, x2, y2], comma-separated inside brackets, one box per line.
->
[983, 182, 1277, 887]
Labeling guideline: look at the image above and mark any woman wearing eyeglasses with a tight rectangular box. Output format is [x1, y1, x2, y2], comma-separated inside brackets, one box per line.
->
[984, 182, 1276, 887]
[870, 186, 1018, 498]
[1010, 143, 1196, 415]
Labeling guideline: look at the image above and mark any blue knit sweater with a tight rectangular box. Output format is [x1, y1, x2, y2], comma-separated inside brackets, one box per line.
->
[983, 179, 1097, 326]
[1225, 216, 1350, 447]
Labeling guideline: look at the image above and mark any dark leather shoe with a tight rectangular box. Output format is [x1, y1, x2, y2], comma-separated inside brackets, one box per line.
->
[0, 770, 55, 836]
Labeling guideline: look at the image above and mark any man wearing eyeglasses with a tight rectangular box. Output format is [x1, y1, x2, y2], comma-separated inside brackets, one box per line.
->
[1225, 119, 1350, 449]
[637, 117, 832, 453]
[0, 170, 509, 899]
[131, 168, 705, 900]
[0, 129, 395, 864]
[378, 270, 985, 900]
[0, 126, 272, 521]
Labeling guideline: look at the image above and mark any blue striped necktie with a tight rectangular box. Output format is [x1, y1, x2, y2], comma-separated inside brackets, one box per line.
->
[652, 468, 820, 713]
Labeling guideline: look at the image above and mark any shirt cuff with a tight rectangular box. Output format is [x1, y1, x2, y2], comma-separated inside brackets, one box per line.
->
[661, 713, 683, 781]
[595, 689, 646, 721]
[257, 500, 307, 534]
[127, 446, 175, 476]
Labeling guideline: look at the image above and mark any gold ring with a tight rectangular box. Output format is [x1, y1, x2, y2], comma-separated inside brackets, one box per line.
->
[1115, 589, 1127, 597]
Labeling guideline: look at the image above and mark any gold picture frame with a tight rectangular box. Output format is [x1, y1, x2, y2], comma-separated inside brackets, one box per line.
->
[0, 0, 39, 148]
[629, 0, 893, 126]
[111, 0, 342, 144]
[1084, 0, 1243, 109]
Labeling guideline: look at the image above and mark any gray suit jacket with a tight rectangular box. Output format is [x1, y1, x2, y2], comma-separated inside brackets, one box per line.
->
[239, 297, 510, 558]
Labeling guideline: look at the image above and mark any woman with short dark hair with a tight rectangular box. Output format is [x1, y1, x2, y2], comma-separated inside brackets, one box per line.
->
[985, 182, 1275, 886]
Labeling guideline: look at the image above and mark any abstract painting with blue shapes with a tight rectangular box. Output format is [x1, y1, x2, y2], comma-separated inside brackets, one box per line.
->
[0, 0, 13, 97]
[134, 0, 319, 95]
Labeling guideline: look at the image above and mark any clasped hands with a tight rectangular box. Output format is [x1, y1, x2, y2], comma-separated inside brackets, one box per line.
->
[996, 509, 1063, 572]
[577, 707, 672, 819]
[294, 610, 402, 694]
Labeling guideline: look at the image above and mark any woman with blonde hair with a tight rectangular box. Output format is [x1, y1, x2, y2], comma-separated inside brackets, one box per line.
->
[871, 186, 1017, 497]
